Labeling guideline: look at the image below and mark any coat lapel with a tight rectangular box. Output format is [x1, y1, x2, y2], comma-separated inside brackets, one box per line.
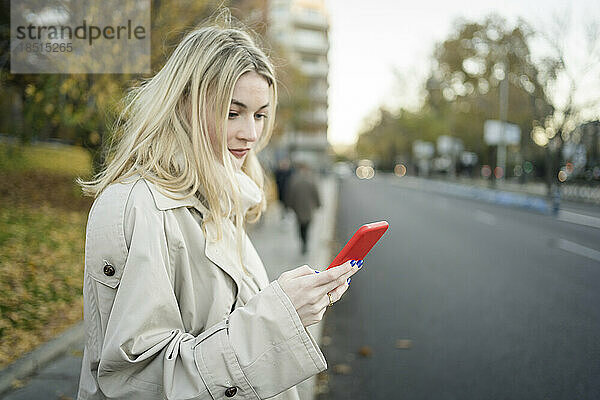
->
[202, 217, 244, 303]
[138, 174, 244, 304]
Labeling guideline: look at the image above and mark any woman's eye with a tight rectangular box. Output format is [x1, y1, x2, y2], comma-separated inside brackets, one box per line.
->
[255, 113, 268, 120]
[228, 112, 239, 119]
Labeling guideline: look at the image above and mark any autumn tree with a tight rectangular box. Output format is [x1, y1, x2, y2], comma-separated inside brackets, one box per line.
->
[528, 9, 600, 190]
[356, 14, 558, 177]
[424, 14, 553, 171]
[1, 0, 222, 173]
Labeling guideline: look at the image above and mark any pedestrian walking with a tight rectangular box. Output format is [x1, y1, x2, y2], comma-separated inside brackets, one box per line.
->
[75, 10, 360, 400]
[274, 157, 293, 218]
[285, 162, 322, 255]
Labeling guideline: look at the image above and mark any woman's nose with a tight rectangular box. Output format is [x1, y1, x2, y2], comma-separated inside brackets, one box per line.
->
[239, 117, 259, 142]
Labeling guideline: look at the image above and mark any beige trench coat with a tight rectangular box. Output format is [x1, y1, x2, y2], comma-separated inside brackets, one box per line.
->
[77, 173, 327, 400]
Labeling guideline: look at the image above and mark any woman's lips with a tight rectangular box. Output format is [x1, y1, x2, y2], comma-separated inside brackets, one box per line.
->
[229, 149, 249, 158]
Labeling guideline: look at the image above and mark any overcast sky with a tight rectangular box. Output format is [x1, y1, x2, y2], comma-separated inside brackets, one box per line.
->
[325, 0, 599, 148]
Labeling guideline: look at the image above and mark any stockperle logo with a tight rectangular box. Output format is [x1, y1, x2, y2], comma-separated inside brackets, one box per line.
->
[11, 0, 150, 74]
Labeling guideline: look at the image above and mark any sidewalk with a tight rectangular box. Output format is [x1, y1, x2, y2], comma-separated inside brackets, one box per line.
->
[0, 175, 339, 400]
[452, 176, 600, 205]
[386, 174, 599, 215]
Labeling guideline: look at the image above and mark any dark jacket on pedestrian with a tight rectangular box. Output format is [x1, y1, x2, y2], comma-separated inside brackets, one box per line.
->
[284, 168, 321, 224]
[274, 166, 293, 206]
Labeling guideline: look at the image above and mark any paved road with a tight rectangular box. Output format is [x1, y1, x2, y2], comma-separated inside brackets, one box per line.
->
[318, 175, 600, 400]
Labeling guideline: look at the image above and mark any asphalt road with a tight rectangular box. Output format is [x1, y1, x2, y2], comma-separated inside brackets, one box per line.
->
[318, 175, 600, 400]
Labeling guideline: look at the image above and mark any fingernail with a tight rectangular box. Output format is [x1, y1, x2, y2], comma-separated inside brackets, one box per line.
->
[347, 277, 352, 285]
[315, 270, 320, 274]
[357, 260, 363, 268]
[350, 260, 356, 266]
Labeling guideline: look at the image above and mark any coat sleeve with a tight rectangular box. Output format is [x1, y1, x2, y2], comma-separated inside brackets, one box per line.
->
[96, 181, 327, 400]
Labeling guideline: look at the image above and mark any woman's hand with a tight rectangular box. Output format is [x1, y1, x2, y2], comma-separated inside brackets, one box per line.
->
[277, 260, 362, 327]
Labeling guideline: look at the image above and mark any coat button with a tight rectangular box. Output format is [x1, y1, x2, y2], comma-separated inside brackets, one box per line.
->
[225, 386, 237, 397]
[103, 262, 115, 276]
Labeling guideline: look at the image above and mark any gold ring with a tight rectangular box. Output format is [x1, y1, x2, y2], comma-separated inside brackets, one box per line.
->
[327, 292, 334, 307]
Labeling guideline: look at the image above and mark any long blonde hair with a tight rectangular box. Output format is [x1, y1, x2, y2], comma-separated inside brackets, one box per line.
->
[77, 13, 277, 275]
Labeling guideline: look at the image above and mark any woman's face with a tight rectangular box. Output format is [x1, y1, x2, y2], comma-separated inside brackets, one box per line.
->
[207, 70, 271, 170]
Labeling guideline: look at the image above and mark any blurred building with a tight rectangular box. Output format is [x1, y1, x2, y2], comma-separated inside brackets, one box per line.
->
[267, 0, 331, 172]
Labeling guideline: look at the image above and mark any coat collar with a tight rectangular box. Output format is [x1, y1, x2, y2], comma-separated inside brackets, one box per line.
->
[123, 172, 210, 215]
[123, 171, 267, 303]
[147, 180, 209, 214]
[126, 169, 262, 218]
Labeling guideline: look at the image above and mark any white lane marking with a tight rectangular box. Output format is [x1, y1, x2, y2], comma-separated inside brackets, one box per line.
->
[558, 210, 600, 230]
[475, 210, 497, 225]
[556, 239, 600, 263]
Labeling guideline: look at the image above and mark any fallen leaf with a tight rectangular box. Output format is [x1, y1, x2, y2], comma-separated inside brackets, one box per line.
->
[70, 349, 83, 357]
[316, 371, 329, 383]
[395, 339, 413, 349]
[11, 379, 25, 389]
[358, 345, 373, 357]
[333, 363, 352, 375]
[315, 382, 329, 395]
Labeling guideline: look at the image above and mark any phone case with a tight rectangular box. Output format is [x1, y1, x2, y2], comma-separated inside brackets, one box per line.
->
[326, 220, 389, 269]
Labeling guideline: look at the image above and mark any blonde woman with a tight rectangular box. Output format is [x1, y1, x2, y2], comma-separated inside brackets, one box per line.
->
[75, 15, 361, 400]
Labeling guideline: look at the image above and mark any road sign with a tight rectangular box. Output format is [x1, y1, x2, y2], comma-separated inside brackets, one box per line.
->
[436, 136, 463, 155]
[484, 120, 521, 145]
[412, 140, 435, 159]
[460, 151, 478, 166]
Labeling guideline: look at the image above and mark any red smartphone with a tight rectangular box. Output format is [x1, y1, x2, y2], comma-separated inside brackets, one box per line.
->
[326, 221, 389, 270]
